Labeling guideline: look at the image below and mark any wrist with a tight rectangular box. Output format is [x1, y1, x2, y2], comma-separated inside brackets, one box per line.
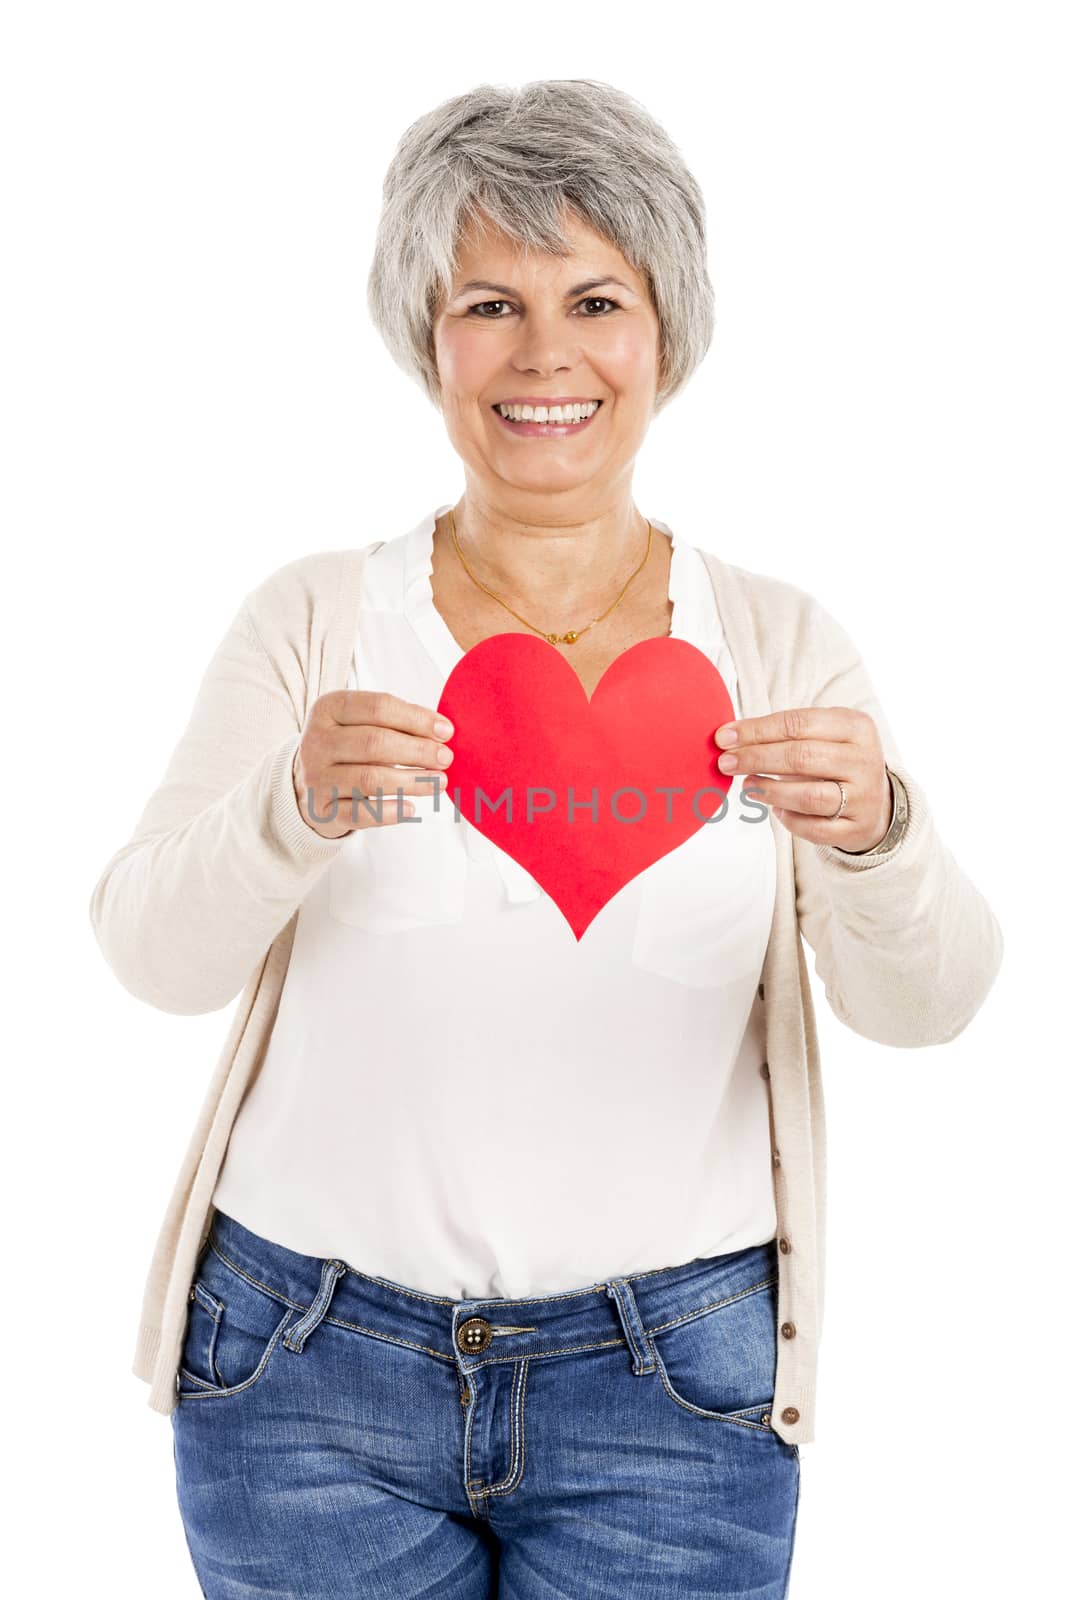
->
[839, 766, 909, 856]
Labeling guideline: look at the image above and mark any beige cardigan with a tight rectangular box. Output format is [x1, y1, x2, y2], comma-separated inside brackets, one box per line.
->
[88, 536, 1003, 1445]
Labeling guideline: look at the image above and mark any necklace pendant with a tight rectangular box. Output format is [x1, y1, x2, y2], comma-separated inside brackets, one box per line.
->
[562, 630, 579, 644]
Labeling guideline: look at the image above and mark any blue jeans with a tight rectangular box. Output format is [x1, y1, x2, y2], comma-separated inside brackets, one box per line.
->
[172, 1207, 801, 1597]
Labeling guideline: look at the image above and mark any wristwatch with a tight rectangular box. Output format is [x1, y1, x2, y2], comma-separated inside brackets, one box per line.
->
[839, 766, 909, 856]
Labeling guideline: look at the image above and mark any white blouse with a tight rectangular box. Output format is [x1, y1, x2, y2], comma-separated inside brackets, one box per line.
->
[212, 505, 779, 1299]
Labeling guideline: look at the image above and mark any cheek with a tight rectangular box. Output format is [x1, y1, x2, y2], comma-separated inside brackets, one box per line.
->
[595, 323, 660, 392]
[434, 324, 495, 396]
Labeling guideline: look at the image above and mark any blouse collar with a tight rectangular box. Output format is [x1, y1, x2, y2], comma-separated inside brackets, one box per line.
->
[403, 502, 703, 681]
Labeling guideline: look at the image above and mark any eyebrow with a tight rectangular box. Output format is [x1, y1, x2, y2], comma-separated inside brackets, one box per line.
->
[453, 276, 633, 298]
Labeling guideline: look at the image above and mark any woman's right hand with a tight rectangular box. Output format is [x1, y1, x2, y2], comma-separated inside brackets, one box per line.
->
[293, 690, 455, 839]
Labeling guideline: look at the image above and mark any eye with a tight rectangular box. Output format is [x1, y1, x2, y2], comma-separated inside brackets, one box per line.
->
[464, 296, 622, 319]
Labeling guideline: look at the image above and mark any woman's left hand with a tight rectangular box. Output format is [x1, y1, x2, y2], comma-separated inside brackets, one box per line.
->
[714, 707, 893, 852]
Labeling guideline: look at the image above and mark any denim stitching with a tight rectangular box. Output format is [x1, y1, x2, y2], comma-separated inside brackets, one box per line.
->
[177, 1367, 222, 1392]
[177, 1307, 296, 1402]
[462, 1373, 485, 1518]
[200, 1239, 777, 1375]
[192, 1283, 224, 1322]
[643, 1274, 777, 1337]
[649, 1342, 774, 1433]
[604, 1279, 656, 1375]
[283, 1259, 347, 1354]
[320, 1315, 467, 1364]
[205, 1240, 303, 1310]
[186, 1282, 226, 1385]
[477, 1358, 528, 1500]
[213, 1298, 774, 1375]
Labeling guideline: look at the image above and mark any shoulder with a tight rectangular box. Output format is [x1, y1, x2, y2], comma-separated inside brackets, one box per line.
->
[696, 549, 862, 700]
[240, 542, 384, 647]
[699, 548, 829, 642]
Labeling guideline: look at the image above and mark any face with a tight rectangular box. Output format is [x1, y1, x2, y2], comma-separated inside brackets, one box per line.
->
[432, 209, 662, 501]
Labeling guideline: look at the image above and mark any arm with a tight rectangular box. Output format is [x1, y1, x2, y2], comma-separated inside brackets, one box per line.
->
[88, 589, 346, 1017]
[792, 599, 1004, 1046]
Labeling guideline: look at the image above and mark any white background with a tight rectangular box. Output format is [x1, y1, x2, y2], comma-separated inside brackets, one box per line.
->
[4, 2, 1062, 1594]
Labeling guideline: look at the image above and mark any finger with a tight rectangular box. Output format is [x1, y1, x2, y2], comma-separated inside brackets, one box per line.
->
[328, 689, 454, 742]
[739, 775, 849, 818]
[312, 764, 450, 803]
[714, 706, 859, 750]
[355, 766, 451, 801]
[347, 779, 440, 827]
[304, 779, 438, 831]
[335, 719, 455, 776]
[716, 736, 865, 778]
[763, 805, 853, 849]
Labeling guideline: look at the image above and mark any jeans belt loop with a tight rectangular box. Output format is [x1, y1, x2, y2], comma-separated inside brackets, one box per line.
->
[604, 1278, 656, 1376]
[284, 1259, 348, 1354]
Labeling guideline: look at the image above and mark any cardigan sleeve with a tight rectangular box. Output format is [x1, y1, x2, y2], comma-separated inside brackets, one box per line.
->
[791, 597, 1004, 1047]
[88, 596, 346, 1017]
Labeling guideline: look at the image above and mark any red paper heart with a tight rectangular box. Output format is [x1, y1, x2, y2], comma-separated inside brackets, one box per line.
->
[436, 633, 735, 940]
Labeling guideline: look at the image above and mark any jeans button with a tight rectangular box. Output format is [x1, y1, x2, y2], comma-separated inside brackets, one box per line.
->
[457, 1317, 493, 1354]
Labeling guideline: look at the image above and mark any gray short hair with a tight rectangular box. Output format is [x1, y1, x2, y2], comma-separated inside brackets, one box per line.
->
[366, 79, 715, 417]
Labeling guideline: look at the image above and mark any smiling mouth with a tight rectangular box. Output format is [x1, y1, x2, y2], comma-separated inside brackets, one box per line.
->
[491, 400, 603, 433]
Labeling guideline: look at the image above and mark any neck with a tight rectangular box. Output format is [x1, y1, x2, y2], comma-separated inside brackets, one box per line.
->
[442, 490, 654, 615]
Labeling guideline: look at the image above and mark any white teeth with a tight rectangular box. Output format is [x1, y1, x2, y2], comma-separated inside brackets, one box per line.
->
[496, 401, 600, 424]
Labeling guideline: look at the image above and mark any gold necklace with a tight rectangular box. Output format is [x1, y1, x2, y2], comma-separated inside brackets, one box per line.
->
[447, 507, 653, 646]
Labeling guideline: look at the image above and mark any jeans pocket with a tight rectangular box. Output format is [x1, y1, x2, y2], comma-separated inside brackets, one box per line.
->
[177, 1245, 295, 1401]
[649, 1271, 779, 1431]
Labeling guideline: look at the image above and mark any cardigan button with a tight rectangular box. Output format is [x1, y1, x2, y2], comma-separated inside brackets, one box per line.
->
[781, 1406, 800, 1425]
[779, 1236, 792, 1254]
[759, 1061, 771, 1080]
[456, 1316, 493, 1354]
[773, 1149, 782, 1167]
[781, 1321, 796, 1338]
[757, 982, 765, 1000]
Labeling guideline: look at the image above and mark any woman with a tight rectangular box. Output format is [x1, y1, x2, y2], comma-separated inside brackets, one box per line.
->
[90, 79, 1003, 1598]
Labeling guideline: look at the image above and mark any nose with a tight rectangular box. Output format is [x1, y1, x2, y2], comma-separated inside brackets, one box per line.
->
[510, 312, 580, 379]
